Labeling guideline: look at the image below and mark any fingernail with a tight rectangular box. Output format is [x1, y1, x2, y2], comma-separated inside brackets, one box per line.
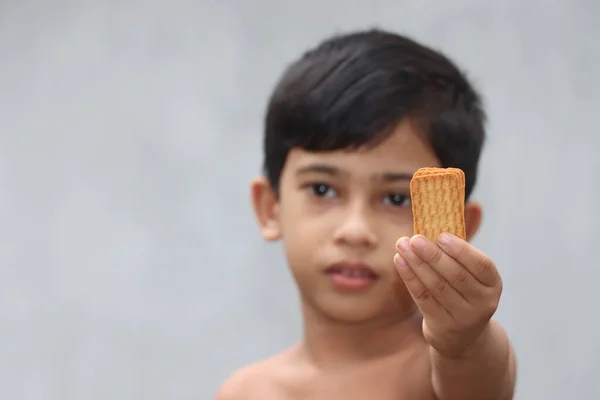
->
[439, 233, 452, 245]
[410, 235, 426, 251]
[394, 253, 408, 269]
[397, 237, 410, 252]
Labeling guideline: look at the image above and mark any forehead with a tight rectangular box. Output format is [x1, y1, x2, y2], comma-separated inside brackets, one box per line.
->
[284, 119, 441, 176]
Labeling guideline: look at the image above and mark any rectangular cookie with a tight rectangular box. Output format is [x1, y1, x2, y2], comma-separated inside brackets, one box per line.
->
[412, 167, 465, 205]
[413, 167, 465, 194]
[410, 167, 466, 241]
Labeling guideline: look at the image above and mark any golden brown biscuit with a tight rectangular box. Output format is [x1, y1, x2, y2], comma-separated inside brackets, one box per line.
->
[412, 167, 465, 204]
[410, 167, 466, 241]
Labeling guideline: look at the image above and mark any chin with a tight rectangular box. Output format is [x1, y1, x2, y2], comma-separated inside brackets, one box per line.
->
[306, 294, 390, 324]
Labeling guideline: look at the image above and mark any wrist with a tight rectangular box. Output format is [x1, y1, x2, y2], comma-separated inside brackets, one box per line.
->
[431, 322, 493, 360]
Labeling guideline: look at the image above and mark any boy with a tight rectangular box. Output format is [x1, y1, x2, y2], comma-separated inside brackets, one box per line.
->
[215, 29, 517, 399]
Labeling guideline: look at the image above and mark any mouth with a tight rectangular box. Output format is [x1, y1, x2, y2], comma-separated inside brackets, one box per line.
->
[324, 261, 379, 290]
[325, 264, 379, 278]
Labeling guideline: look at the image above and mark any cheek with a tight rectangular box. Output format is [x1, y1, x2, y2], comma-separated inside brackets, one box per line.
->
[278, 205, 334, 278]
[281, 212, 329, 262]
[281, 229, 322, 294]
[279, 194, 334, 239]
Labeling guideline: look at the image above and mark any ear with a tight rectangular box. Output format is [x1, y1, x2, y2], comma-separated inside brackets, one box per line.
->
[464, 201, 483, 242]
[250, 176, 282, 241]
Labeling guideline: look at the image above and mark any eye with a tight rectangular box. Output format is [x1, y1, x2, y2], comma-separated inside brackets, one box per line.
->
[383, 193, 410, 207]
[309, 183, 337, 198]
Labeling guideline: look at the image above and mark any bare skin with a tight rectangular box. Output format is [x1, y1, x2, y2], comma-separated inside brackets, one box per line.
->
[215, 119, 516, 400]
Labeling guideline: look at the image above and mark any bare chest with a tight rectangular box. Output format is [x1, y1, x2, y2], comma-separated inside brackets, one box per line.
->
[256, 356, 435, 400]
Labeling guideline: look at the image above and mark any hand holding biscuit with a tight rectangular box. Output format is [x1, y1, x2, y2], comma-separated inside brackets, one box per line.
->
[393, 168, 503, 358]
[394, 233, 502, 358]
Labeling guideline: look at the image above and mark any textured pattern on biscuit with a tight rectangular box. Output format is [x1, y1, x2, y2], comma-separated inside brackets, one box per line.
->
[412, 167, 465, 204]
[410, 169, 466, 241]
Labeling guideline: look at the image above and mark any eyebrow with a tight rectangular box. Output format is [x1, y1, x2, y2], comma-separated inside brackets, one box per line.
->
[295, 163, 413, 182]
[379, 172, 414, 182]
[295, 164, 344, 177]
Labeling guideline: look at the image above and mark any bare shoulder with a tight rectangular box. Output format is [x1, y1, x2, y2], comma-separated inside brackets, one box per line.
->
[213, 365, 258, 400]
[213, 349, 297, 400]
[214, 365, 255, 400]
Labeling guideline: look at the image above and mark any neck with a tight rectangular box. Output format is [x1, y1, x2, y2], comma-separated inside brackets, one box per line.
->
[299, 301, 423, 369]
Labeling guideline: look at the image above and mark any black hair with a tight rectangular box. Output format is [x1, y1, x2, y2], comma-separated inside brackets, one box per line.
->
[263, 28, 486, 200]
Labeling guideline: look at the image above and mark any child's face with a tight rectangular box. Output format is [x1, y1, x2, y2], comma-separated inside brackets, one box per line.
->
[252, 120, 443, 323]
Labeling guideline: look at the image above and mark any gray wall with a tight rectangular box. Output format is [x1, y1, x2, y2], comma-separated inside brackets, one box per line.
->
[1, 1, 598, 399]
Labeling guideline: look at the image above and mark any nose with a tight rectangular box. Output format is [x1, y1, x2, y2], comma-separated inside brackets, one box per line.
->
[332, 204, 378, 249]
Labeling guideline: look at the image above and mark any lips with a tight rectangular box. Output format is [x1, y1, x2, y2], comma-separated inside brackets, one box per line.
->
[325, 261, 379, 291]
[325, 261, 379, 279]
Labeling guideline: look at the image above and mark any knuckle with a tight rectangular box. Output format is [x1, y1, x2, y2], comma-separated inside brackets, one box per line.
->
[402, 267, 418, 281]
[415, 289, 432, 302]
[475, 254, 494, 276]
[428, 246, 444, 264]
[481, 291, 501, 317]
[432, 279, 447, 296]
[410, 254, 425, 268]
[453, 269, 470, 286]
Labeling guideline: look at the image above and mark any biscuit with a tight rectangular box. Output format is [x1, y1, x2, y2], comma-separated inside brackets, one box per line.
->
[410, 167, 466, 241]
[413, 167, 465, 192]
[412, 167, 465, 204]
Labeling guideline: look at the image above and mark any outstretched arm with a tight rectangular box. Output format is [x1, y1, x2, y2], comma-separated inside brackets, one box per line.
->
[431, 319, 516, 399]
[394, 233, 517, 399]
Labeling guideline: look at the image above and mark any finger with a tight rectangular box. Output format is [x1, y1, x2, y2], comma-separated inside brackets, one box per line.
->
[393, 253, 448, 319]
[408, 234, 481, 302]
[395, 237, 465, 314]
[437, 233, 501, 287]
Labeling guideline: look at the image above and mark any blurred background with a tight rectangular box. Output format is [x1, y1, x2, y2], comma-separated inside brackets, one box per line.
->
[1, 0, 599, 399]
